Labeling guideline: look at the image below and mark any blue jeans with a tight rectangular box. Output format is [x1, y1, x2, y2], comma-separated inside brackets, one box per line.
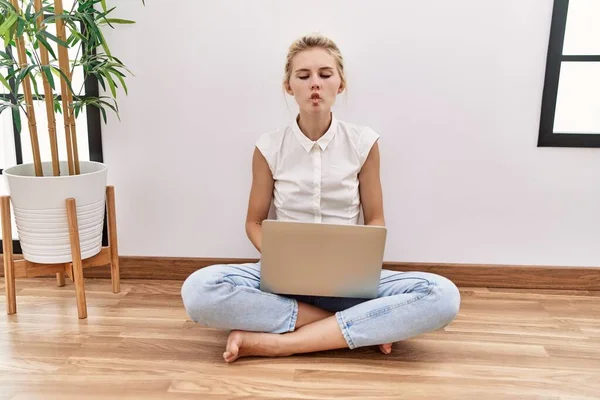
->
[181, 262, 461, 349]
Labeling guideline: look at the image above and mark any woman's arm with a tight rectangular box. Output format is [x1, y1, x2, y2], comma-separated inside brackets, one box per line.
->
[245, 147, 274, 252]
[359, 141, 385, 226]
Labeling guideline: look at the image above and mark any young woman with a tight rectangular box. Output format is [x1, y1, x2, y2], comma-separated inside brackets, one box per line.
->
[181, 33, 460, 363]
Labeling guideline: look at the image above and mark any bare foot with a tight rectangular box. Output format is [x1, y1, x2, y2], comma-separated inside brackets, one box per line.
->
[378, 343, 393, 354]
[223, 330, 290, 363]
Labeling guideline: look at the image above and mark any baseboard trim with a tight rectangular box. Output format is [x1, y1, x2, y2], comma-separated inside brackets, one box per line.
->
[1, 255, 599, 290]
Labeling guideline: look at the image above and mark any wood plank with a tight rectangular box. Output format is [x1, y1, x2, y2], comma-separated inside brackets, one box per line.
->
[14, 260, 67, 279]
[0, 278, 599, 398]
[10, 248, 110, 280]
[82, 248, 111, 269]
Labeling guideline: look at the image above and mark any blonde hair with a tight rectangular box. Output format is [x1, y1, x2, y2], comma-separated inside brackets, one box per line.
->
[283, 33, 346, 93]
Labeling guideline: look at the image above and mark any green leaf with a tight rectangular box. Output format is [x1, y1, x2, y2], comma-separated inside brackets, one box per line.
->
[50, 66, 75, 93]
[67, 30, 84, 45]
[32, 9, 45, 24]
[49, 66, 61, 78]
[16, 17, 25, 38]
[99, 97, 119, 115]
[16, 65, 36, 87]
[8, 20, 17, 42]
[42, 65, 55, 90]
[93, 71, 107, 91]
[105, 58, 133, 75]
[0, 0, 17, 11]
[0, 74, 11, 92]
[5, 68, 18, 82]
[82, 13, 111, 56]
[31, 72, 40, 98]
[39, 30, 69, 48]
[0, 102, 17, 114]
[99, 104, 106, 123]
[102, 18, 135, 25]
[0, 13, 18, 36]
[43, 14, 81, 32]
[101, 70, 117, 97]
[101, 0, 107, 12]
[12, 106, 21, 134]
[25, 49, 37, 65]
[35, 32, 58, 59]
[95, 6, 117, 24]
[53, 97, 61, 113]
[109, 68, 128, 95]
[24, 2, 33, 20]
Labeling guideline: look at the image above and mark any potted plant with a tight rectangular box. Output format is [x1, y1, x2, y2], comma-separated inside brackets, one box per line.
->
[0, 0, 139, 264]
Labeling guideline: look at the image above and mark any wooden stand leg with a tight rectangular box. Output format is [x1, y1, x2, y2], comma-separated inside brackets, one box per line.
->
[1, 196, 16, 315]
[66, 198, 87, 319]
[56, 272, 66, 287]
[106, 186, 120, 294]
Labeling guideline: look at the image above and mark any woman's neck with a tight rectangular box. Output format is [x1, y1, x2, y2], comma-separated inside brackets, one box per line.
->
[297, 111, 332, 141]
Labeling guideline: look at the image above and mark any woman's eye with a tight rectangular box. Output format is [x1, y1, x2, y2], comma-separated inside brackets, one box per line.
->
[298, 75, 331, 80]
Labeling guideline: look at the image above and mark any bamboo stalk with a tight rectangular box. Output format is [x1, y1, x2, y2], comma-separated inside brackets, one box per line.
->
[68, 91, 80, 174]
[57, 0, 80, 175]
[69, 104, 80, 174]
[34, 0, 60, 177]
[53, 0, 77, 175]
[10, 0, 43, 177]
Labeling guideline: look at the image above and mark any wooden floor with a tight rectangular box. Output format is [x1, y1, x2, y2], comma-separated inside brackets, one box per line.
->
[1, 279, 599, 399]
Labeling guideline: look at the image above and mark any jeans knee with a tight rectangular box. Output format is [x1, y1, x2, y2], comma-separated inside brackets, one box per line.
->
[434, 276, 461, 327]
[181, 267, 222, 324]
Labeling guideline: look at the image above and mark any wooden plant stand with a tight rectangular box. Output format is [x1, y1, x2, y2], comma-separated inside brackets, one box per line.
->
[1, 186, 120, 319]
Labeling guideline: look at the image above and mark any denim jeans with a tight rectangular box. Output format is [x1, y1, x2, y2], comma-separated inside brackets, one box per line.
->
[181, 262, 461, 349]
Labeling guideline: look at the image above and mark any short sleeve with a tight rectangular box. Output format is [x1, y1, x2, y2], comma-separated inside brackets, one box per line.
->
[359, 127, 380, 167]
[255, 132, 275, 173]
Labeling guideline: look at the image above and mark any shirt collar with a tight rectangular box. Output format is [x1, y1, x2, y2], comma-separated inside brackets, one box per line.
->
[292, 113, 338, 153]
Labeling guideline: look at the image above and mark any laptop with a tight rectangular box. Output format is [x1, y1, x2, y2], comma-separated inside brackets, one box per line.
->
[259, 220, 387, 299]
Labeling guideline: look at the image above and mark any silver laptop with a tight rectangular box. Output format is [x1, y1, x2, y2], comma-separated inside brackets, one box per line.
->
[260, 220, 387, 299]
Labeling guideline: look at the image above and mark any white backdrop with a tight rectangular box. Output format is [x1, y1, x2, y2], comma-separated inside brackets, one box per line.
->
[97, 0, 600, 267]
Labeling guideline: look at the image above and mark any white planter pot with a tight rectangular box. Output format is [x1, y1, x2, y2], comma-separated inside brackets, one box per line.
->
[3, 161, 108, 264]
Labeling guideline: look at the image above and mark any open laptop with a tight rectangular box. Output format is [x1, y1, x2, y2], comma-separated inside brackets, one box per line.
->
[259, 220, 387, 299]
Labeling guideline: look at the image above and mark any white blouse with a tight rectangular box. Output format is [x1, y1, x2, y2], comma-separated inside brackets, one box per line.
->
[256, 114, 380, 225]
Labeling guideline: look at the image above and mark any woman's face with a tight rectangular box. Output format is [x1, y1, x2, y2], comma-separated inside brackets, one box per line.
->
[286, 48, 343, 115]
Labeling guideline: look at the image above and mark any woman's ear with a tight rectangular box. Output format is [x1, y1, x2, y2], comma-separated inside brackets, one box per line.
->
[284, 81, 293, 95]
[338, 82, 345, 93]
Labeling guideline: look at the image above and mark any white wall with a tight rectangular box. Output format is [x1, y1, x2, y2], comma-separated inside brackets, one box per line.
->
[99, 0, 600, 267]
